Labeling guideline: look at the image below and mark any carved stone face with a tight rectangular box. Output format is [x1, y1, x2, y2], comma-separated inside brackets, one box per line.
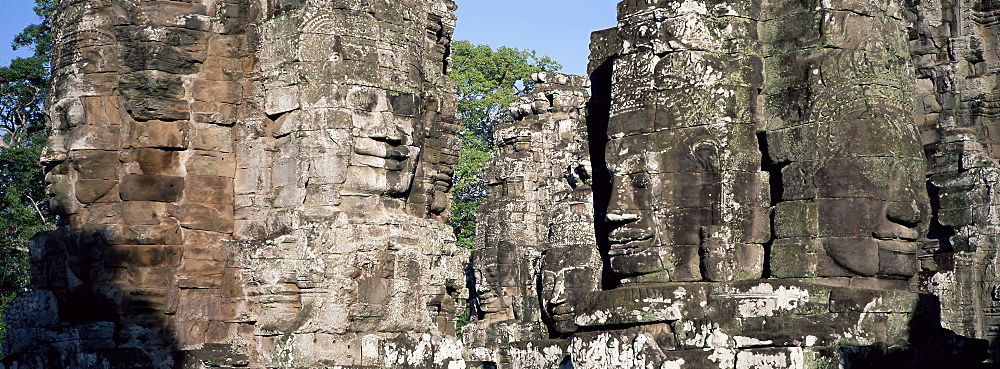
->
[40, 124, 79, 218]
[473, 267, 510, 321]
[602, 119, 768, 284]
[604, 151, 717, 283]
[344, 106, 421, 196]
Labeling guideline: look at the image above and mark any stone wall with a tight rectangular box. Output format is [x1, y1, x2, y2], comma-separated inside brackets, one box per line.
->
[598, 0, 769, 286]
[3, 0, 252, 366]
[462, 71, 599, 364]
[463, 0, 993, 367]
[5, 0, 1000, 368]
[910, 0, 1000, 360]
[233, 0, 466, 367]
[1, 0, 467, 368]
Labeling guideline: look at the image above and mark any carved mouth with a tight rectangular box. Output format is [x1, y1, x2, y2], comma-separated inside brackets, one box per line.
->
[353, 137, 418, 171]
[607, 226, 654, 255]
[605, 210, 655, 254]
[343, 136, 422, 195]
[355, 137, 412, 159]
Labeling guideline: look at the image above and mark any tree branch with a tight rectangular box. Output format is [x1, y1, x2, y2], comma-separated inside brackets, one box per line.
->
[26, 194, 53, 228]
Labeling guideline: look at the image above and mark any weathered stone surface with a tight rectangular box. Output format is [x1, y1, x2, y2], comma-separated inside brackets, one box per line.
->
[8, 0, 1000, 367]
[461, 0, 995, 366]
[907, 0, 1000, 363]
[597, 0, 770, 286]
[3, 0, 465, 368]
[463, 71, 598, 361]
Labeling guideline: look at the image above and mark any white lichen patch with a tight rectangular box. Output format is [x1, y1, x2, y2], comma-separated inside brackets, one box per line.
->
[435, 336, 465, 367]
[578, 288, 692, 326]
[364, 333, 465, 368]
[707, 347, 737, 368]
[570, 332, 662, 369]
[722, 283, 811, 317]
[680, 321, 732, 348]
[661, 358, 685, 369]
[735, 348, 804, 369]
[510, 342, 565, 368]
[575, 309, 611, 326]
[805, 335, 818, 347]
[733, 336, 773, 348]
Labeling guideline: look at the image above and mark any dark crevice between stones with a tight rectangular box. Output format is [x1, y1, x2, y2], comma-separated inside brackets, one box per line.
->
[465, 257, 482, 321]
[757, 132, 787, 279]
[265, 109, 296, 139]
[536, 249, 560, 339]
[756, 132, 787, 208]
[925, 181, 955, 252]
[587, 58, 616, 291]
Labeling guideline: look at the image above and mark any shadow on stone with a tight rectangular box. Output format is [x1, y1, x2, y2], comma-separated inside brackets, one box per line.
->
[896, 293, 989, 369]
[1, 229, 190, 369]
[586, 57, 616, 291]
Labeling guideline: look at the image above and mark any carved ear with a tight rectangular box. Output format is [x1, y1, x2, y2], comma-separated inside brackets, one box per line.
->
[692, 141, 719, 172]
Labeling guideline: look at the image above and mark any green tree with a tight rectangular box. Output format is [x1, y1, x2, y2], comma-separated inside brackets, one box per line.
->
[0, 0, 56, 347]
[448, 40, 560, 250]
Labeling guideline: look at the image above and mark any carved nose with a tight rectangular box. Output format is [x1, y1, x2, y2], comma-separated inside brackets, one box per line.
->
[606, 174, 639, 220]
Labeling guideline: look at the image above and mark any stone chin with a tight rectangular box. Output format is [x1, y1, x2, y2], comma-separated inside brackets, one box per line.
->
[46, 179, 81, 217]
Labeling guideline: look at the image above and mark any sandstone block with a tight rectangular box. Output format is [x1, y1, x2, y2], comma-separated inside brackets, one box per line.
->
[71, 150, 120, 179]
[106, 220, 184, 245]
[185, 175, 234, 204]
[822, 238, 879, 277]
[829, 288, 920, 313]
[122, 201, 169, 225]
[170, 203, 233, 232]
[575, 284, 710, 327]
[264, 84, 300, 116]
[75, 179, 118, 203]
[736, 347, 806, 369]
[186, 150, 236, 177]
[129, 120, 189, 149]
[105, 244, 183, 267]
[134, 148, 182, 176]
[191, 79, 240, 104]
[609, 248, 664, 277]
[190, 124, 234, 152]
[68, 125, 121, 151]
[119, 71, 189, 121]
[79, 96, 125, 125]
[709, 280, 832, 318]
[773, 201, 819, 238]
[877, 241, 917, 277]
[770, 238, 821, 278]
[191, 101, 238, 125]
[120, 174, 185, 202]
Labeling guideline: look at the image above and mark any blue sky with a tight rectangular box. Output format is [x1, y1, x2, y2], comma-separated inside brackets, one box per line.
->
[0, 0, 38, 64]
[0, 0, 620, 76]
[454, 1, 619, 76]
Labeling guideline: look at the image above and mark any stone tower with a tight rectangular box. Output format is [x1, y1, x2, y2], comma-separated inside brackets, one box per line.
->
[1, 0, 468, 368]
[5, 0, 1000, 368]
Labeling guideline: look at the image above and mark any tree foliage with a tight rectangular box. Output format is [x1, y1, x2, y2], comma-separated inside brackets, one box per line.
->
[0, 0, 56, 347]
[448, 40, 560, 250]
[0, 0, 52, 150]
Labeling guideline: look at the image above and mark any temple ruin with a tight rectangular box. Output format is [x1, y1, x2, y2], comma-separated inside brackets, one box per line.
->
[4, 0, 1000, 367]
